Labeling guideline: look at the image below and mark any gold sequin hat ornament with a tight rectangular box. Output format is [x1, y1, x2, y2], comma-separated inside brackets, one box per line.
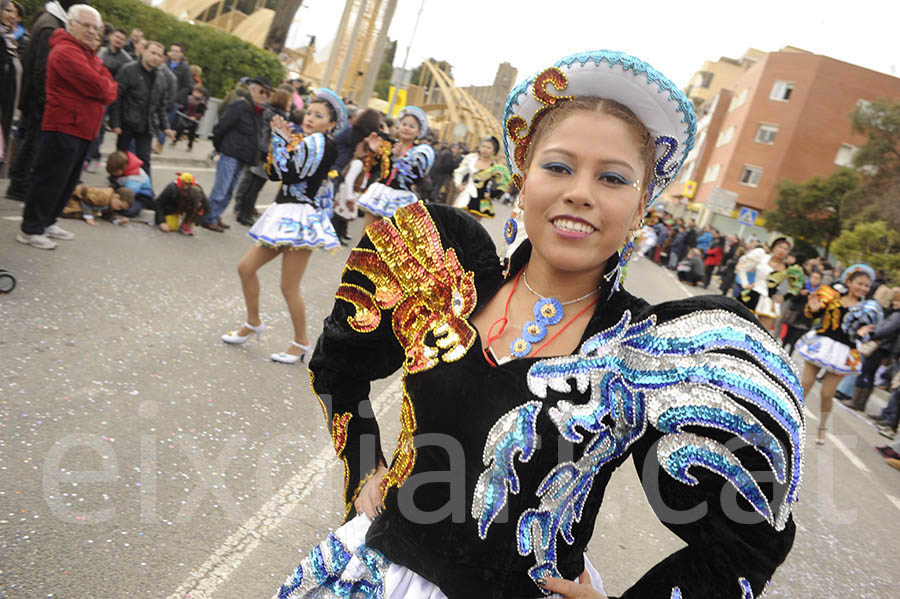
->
[502, 50, 696, 207]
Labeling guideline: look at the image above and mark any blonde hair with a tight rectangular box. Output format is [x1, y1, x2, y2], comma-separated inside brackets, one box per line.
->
[525, 97, 655, 191]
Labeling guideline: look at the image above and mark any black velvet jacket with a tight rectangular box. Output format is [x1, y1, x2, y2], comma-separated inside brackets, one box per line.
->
[309, 203, 804, 599]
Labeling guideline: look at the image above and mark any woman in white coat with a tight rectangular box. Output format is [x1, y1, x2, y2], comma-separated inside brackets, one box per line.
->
[734, 237, 791, 331]
[451, 137, 501, 219]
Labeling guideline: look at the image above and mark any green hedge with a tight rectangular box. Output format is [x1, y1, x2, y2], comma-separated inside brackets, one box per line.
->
[19, 0, 284, 98]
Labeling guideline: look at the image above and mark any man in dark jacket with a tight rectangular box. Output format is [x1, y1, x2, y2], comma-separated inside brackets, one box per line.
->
[6, 0, 74, 200]
[200, 76, 270, 232]
[108, 40, 174, 176]
[17, 5, 117, 249]
[97, 27, 130, 77]
[152, 42, 192, 153]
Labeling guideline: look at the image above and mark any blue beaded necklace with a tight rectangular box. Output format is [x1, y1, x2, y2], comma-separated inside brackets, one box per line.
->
[509, 271, 602, 358]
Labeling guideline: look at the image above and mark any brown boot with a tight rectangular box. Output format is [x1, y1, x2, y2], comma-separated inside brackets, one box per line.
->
[849, 387, 872, 411]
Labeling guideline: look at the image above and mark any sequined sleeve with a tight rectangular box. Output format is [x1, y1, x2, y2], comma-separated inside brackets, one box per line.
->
[605, 297, 803, 599]
[308, 202, 499, 522]
[265, 131, 327, 184]
[308, 232, 406, 521]
[392, 143, 435, 190]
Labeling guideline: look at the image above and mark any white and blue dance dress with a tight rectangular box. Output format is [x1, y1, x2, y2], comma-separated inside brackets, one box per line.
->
[356, 139, 435, 219]
[249, 131, 340, 251]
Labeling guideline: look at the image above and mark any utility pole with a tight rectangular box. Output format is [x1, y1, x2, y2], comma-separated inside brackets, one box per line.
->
[387, 0, 425, 114]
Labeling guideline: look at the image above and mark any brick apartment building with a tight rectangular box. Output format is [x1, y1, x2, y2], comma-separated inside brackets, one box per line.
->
[664, 48, 900, 237]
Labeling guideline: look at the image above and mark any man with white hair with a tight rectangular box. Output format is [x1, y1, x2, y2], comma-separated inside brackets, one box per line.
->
[17, 4, 117, 250]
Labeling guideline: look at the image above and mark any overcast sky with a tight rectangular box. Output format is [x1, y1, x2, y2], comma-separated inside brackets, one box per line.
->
[287, 0, 898, 90]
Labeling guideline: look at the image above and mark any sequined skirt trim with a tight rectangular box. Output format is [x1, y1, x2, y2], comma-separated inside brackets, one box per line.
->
[273, 514, 605, 599]
[796, 332, 860, 374]
[248, 202, 340, 251]
[356, 183, 419, 218]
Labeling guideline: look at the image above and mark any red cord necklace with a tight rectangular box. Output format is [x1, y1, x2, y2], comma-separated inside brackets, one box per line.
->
[482, 269, 601, 366]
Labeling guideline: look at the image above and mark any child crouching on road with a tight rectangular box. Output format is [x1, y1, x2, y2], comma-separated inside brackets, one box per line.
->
[60, 185, 135, 225]
[154, 173, 209, 236]
[107, 151, 155, 218]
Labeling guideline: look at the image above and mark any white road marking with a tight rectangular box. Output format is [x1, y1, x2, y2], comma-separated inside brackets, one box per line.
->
[165, 378, 403, 599]
[885, 494, 900, 513]
[2, 216, 23, 222]
[804, 407, 870, 471]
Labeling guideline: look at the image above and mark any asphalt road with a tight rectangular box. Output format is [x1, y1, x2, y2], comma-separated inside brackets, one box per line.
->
[2, 142, 899, 598]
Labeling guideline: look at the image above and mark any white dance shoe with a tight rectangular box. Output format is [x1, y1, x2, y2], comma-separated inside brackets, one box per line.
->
[270, 341, 311, 364]
[221, 322, 266, 344]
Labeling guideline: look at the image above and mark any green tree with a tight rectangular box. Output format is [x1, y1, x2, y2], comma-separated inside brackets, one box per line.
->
[845, 99, 900, 229]
[832, 221, 900, 280]
[410, 58, 453, 86]
[764, 167, 861, 254]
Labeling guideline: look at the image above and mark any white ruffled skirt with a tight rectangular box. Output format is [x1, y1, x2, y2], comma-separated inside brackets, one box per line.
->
[248, 202, 339, 251]
[273, 515, 605, 599]
[356, 183, 419, 219]
[796, 332, 861, 375]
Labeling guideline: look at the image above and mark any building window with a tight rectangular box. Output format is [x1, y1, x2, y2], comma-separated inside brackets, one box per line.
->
[716, 126, 736, 147]
[739, 165, 763, 187]
[770, 81, 794, 101]
[728, 88, 748, 111]
[834, 143, 859, 167]
[754, 124, 779, 144]
[703, 163, 722, 183]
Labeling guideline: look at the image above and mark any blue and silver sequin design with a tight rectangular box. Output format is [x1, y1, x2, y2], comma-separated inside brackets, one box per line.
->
[472, 401, 542, 539]
[474, 308, 804, 589]
[275, 532, 390, 599]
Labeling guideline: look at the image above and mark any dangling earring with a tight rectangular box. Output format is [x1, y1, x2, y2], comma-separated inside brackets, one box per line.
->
[501, 197, 523, 276]
[619, 218, 644, 269]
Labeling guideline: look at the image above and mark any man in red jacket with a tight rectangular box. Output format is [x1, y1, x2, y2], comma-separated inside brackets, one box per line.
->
[17, 4, 117, 250]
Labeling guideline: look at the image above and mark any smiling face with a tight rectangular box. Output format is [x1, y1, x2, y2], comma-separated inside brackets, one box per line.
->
[397, 115, 421, 143]
[847, 272, 872, 299]
[519, 110, 648, 275]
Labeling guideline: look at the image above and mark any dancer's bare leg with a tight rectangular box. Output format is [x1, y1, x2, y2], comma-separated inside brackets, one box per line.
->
[235, 245, 280, 335]
[279, 248, 313, 355]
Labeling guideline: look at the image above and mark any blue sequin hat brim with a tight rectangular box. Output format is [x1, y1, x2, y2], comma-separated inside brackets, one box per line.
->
[313, 88, 349, 136]
[502, 50, 697, 207]
[839, 263, 876, 284]
[397, 106, 429, 138]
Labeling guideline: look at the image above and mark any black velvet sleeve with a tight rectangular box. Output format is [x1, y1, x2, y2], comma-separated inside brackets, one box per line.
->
[308, 229, 405, 521]
[308, 203, 500, 523]
[614, 295, 802, 598]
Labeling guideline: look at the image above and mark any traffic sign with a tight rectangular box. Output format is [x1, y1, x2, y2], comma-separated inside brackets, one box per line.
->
[737, 207, 759, 225]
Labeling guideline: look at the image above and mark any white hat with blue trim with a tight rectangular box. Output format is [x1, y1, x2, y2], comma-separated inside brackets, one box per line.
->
[397, 106, 429, 138]
[503, 50, 696, 206]
[312, 88, 349, 135]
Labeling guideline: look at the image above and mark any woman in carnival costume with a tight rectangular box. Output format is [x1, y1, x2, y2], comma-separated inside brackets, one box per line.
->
[452, 135, 510, 219]
[221, 89, 347, 364]
[734, 237, 793, 332]
[356, 105, 435, 230]
[275, 50, 804, 599]
[797, 263, 879, 444]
